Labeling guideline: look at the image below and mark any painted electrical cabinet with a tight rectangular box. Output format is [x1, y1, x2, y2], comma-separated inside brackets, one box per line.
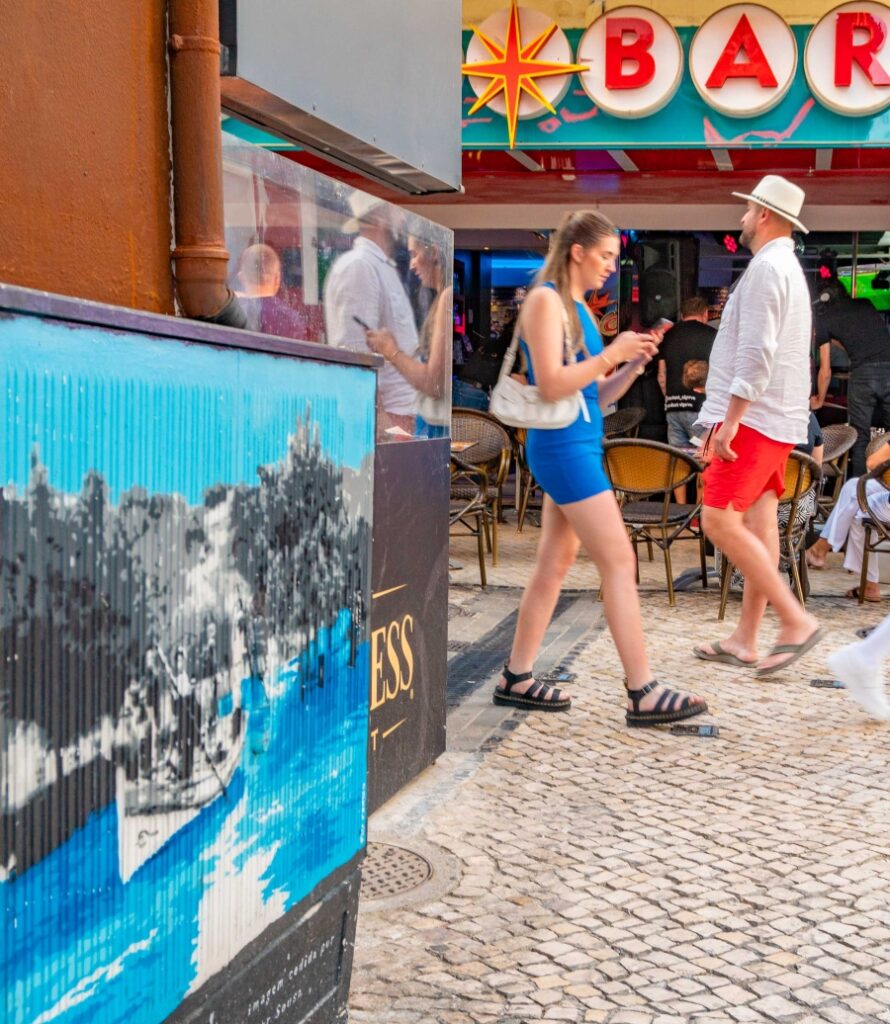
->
[0, 287, 377, 1024]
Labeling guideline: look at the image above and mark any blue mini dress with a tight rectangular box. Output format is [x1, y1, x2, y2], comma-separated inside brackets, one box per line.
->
[520, 289, 611, 505]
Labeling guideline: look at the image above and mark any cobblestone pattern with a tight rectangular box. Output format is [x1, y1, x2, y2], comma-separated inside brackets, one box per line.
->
[350, 564, 890, 1024]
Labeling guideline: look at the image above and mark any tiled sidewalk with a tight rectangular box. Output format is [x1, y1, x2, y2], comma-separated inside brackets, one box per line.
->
[349, 522, 890, 1024]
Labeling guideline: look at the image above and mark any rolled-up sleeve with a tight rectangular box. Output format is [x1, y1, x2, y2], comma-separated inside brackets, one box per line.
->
[729, 261, 783, 403]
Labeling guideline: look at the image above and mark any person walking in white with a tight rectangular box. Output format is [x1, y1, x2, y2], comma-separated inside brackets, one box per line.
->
[693, 176, 822, 676]
[828, 620, 890, 719]
[324, 192, 418, 439]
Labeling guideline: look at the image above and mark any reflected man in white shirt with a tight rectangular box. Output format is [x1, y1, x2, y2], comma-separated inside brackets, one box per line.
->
[324, 192, 418, 441]
[693, 176, 821, 677]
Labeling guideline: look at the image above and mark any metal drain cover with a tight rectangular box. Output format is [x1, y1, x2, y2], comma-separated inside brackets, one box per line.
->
[362, 842, 432, 900]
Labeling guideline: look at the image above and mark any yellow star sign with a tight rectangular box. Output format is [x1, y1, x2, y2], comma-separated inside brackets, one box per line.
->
[462, 0, 588, 149]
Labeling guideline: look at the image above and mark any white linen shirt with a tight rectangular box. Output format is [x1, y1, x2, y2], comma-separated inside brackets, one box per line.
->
[696, 236, 811, 444]
[323, 237, 418, 416]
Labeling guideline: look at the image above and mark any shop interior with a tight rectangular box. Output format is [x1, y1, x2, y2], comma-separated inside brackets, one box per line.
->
[453, 229, 890, 436]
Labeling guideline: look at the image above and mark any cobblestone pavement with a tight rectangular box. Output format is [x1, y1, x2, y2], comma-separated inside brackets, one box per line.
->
[350, 524, 890, 1024]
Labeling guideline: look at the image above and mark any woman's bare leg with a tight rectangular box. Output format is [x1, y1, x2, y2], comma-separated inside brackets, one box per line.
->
[559, 491, 707, 712]
[504, 496, 580, 700]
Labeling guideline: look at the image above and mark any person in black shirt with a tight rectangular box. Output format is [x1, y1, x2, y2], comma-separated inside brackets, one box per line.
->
[657, 296, 717, 446]
[812, 283, 890, 475]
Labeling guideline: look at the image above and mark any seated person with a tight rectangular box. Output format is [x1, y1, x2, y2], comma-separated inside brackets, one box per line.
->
[657, 297, 716, 447]
[806, 436, 890, 601]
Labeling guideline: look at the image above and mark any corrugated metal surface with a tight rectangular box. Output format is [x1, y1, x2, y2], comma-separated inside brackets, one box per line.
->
[1, 312, 376, 1024]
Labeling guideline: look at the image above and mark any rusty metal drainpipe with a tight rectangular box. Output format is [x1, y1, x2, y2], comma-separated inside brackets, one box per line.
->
[168, 0, 246, 328]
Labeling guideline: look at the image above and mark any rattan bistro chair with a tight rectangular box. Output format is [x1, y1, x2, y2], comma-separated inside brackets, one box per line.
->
[854, 458, 890, 605]
[603, 406, 646, 440]
[511, 427, 544, 533]
[602, 439, 707, 606]
[717, 450, 822, 620]
[816, 423, 856, 521]
[451, 409, 512, 565]
[449, 455, 489, 587]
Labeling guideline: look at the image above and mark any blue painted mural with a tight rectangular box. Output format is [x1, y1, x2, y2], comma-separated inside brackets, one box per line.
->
[0, 315, 376, 1024]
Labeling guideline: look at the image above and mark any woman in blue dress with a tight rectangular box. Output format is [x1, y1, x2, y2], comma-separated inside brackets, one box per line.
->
[495, 211, 709, 727]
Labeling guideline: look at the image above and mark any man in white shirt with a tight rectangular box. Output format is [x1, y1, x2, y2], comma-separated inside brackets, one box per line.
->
[324, 192, 418, 440]
[693, 176, 821, 677]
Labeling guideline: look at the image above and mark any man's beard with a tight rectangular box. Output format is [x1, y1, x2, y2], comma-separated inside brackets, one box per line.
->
[739, 227, 754, 250]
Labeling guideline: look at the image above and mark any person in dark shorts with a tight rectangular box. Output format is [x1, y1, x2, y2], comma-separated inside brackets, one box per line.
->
[812, 283, 890, 476]
[657, 297, 716, 447]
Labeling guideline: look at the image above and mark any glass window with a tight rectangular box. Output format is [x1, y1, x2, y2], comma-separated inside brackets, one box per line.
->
[222, 132, 452, 443]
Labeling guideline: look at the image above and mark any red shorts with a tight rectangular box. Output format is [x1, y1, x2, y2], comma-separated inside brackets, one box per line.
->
[702, 422, 794, 512]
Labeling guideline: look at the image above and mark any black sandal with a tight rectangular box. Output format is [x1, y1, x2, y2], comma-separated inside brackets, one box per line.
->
[493, 663, 572, 712]
[626, 680, 707, 728]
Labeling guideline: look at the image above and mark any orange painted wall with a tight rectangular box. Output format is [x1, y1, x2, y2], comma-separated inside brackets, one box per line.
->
[0, 2, 174, 313]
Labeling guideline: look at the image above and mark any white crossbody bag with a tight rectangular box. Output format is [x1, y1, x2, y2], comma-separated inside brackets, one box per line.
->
[489, 300, 591, 430]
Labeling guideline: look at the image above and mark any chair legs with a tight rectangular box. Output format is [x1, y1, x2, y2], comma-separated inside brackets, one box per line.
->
[630, 536, 641, 584]
[717, 555, 732, 621]
[517, 475, 531, 533]
[859, 523, 873, 605]
[475, 511, 487, 588]
[787, 546, 806, 606]
[699, 534, 709, 589]
[663, 536, 675, 607]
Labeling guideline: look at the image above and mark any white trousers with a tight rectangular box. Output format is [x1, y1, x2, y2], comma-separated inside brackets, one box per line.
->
[821, 477, 890, 582]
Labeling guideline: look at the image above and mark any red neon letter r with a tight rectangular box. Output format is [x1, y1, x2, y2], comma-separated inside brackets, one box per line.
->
[834, 11, 890, 87]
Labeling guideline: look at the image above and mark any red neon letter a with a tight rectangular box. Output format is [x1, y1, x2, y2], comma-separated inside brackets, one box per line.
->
[835, 12, 890, 87]
[605, 17, 656, 90]
[705, 14, 778, 88]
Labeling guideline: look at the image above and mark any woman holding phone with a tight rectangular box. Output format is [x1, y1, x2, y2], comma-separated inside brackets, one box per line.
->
[364, 234, 451, 437]
[495, 211, 709, 727]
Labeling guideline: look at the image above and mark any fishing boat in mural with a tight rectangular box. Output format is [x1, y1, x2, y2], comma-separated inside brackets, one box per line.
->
[114, 606, 274, 882]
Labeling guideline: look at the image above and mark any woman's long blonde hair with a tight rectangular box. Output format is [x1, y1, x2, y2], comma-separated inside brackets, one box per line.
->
[533, 210, 617, 352]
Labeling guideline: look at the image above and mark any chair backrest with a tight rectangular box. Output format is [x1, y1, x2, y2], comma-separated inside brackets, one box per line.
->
[859, 458, 890, 500]
[866, 431, 889, 459]
[856, 459, 890, 543]
[821, 423, 856, 463]
[603, 406, 646, 440]
[603, 439, 700, 496]
[452, 408, 512, 477]
[777, 450, 822, 510]
[779, 450, 822, 502]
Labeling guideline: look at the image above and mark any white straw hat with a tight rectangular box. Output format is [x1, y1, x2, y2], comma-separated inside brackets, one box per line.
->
[732, 175, 808, 234]
[343, 191, 387, 234]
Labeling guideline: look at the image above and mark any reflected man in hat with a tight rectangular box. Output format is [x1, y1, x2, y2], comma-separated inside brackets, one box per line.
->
[693, 176, 822, 677]
[323, 192, 418, 440]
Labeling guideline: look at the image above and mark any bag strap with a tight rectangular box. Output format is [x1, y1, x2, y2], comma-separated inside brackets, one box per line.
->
[495, 292, 577, 389]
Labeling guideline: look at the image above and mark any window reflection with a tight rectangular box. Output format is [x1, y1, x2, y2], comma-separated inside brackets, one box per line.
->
[222, 133, 452, 443]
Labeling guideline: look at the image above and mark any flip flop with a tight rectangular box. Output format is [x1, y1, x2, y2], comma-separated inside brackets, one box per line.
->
[756, 627, 824, 677]
[693, 641, 756, 668]
[845, 587, 881, 603]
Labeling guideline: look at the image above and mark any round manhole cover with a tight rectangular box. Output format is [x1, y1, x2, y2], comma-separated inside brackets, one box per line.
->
[362, 842, 432, 900]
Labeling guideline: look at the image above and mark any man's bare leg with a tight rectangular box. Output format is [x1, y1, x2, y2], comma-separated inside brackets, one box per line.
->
[701, 495, 819, 671]
[697, 491, 780, 662]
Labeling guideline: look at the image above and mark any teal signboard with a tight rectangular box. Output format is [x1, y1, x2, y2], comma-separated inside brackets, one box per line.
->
[462, 26, 890, 149]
